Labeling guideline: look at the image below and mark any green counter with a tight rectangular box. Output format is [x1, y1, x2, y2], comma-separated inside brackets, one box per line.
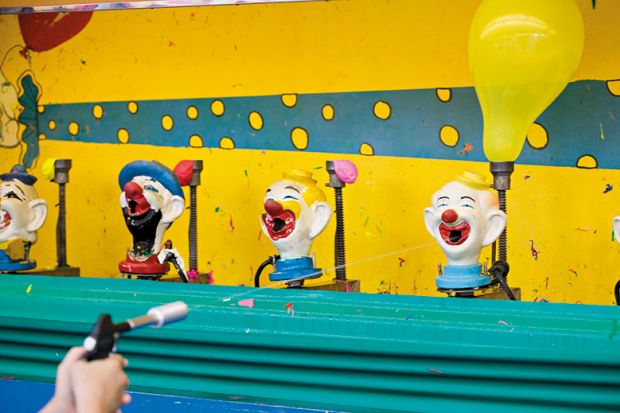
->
[1, 275, 619, 412]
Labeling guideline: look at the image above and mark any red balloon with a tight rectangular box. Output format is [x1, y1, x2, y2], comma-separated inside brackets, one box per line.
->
[19, 12, 93, 52]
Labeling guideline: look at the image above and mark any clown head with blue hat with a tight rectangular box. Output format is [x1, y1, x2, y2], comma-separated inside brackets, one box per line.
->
[0, 164, 48, 270]
[118, 160, 185, 259]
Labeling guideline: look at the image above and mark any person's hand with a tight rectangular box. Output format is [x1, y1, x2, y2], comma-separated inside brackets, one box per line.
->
[72, 353, 131, 413]
[40, 347, 131, 413]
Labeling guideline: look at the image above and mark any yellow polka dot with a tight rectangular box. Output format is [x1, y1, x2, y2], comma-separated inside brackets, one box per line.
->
[322, 104, 334, 121]
[373, 101, 391, 120]
[68, 122, 79, 136]
[161, 115, 174, 131]
[290, 127, 308, 150]
[37, 105, 45, 114]
[439, 125, 459, 147]
[117, 128, 129, 144]
[360, 143, 374, 156]
[127, 101, 138, 114]
[48, 120, 56, 130]
[576, 155, 598, 169]
[249, 111, 264, 130]
[281, 94, 297, 108]
[606, 80, 620, 96]
[436, 88, 452, 102]
[211, 100, 225, 117]
[92, 104, 104, 120]
[186, 105, 199, 120]
[526, 122, 548, 149]
[189, 134, 204, 148]
[219, 137, 235, 149]
[38, 133, 46, 140]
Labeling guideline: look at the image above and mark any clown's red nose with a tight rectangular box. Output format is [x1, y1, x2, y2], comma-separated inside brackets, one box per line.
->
[264, 199, 283, 216]
[441, 209, 458, 224]
[124, 181, 143, 200]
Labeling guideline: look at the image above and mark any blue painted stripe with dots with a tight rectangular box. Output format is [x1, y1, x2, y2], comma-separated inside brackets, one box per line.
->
[38, 80, 620, 169]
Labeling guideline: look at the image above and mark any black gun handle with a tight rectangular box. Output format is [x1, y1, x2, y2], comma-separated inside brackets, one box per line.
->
[84, 314, 118, 361]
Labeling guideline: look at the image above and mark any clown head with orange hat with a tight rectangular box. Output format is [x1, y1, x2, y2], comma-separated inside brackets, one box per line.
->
[424, 171, 506, 291]
[260, 169, 331, 286]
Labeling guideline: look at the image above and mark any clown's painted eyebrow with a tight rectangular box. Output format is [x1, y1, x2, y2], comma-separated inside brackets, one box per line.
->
[437, 196, 450, 201]
[461, 196, 476, 202]
[13, 185, 25, 197]
[284, 185, 301, 194]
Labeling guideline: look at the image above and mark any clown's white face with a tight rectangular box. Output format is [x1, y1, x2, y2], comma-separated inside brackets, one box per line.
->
[119, 175, 184, 255]
[0, 179, 47, 244]
[424, 181, 506, 266]
[260, 179, 331, 259]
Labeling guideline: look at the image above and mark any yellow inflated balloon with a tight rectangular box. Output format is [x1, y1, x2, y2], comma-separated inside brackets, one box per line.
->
[469, 0, 584, 162]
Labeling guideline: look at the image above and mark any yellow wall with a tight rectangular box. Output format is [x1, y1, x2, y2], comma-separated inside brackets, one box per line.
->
[1, 0, 620, 304]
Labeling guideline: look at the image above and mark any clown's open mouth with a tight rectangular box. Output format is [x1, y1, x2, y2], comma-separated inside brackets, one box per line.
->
[127, 199, 150, 217]
[0, 210, 11, 231]
[262, 210, 296, 240]
[439, 221, 471, 246]
[123, 208, 162, 255]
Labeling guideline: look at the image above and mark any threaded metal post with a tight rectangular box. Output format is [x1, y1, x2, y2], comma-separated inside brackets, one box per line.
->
[334, 187, 346, 281]
[189, 185, 198, 271]
[498, 189, 507, 263]
[57, 183, 67, 267]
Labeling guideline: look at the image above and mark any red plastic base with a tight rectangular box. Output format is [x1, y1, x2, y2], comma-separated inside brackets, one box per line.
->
[119, 254, 169, 275]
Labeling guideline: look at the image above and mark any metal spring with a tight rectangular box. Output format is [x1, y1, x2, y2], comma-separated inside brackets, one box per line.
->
[334, 187, 346, 281]
[189, 185, 198, 271]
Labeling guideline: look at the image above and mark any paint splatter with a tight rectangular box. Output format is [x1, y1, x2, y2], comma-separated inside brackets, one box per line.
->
[612, 228, 615, 242]
[458, 143, 473, 155]
[600, 122, 605, 140]
[187, 269, 199, 282]
[214, 206, 220, 213]
[498, 320, 512, 328]
[427, 369, 444, 375]
[545, 276, 549, 289]
[313, 166, 323, 170]
[603, 184, 613, 193]
[206, 270, 215, 284]
[398, 257, 406, 267]
[523, 175, 530, 180]
[568, 268, 578, 277]
[243, 169, 248, 177]
[229, 216, 235, 232]
[576, 227, 590, 232]
[238, 298, 255, 309]
[285, 303, 295, 317]
[26, 284, 32, 294]
[529, 240, 539, 260]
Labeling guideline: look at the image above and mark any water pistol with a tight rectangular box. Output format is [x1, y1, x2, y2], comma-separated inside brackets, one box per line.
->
[83, 301, 188, 361]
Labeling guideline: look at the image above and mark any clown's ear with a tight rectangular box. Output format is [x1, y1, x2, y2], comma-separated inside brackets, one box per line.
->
[423, 207, 437, 239]
[482, 209, 507, 247]
[161, 195, 185, 223]
[308, 201, 332, 240]
[27, 199, 47, 232]
[613, 217, 620, 244]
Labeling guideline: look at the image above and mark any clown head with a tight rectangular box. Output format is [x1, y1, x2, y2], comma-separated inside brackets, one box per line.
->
[260, 169, 331, 259]
[0, 165, 47, 244]
[423, 172, 506, 267]
[119, 161, 185, 257]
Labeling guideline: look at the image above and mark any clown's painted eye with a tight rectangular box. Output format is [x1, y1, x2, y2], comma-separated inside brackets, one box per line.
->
[143, 185, 159, 193]
[283, 195, 298, 200]
[4, 191, 22, 200]
[438, 203, 448, 208]
[461, 204, 474, 209]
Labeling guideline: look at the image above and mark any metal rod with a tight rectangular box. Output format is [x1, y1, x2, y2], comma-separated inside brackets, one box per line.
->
[57, 183, 67, 267]
[188, 160, 203, 272]
[333, 186, 346, 281]
[498, 189, 507, 263]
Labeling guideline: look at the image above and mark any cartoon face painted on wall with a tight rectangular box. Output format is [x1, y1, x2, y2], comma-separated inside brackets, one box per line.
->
[423, 172, 506, 267]
[260, 169, 331, 259]
[118, 161, 185, 257]
[0, 165, 47, 244]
